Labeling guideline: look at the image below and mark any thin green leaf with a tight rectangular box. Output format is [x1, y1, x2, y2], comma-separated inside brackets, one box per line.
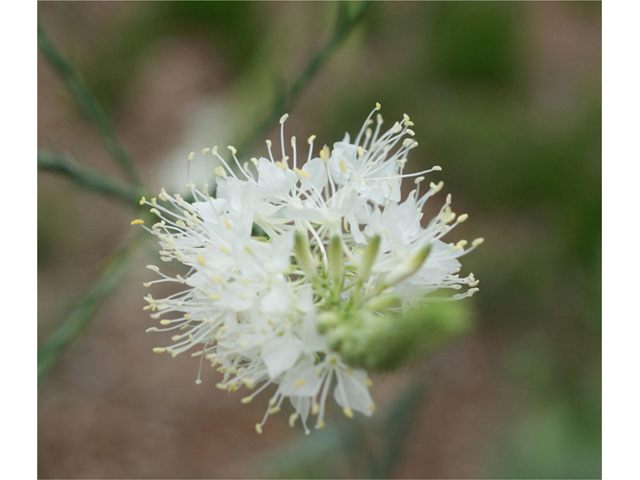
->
[38, 151, 144, 207]
[238, 1, 374, 155]
[38, 24, 142, 186]
[38, 233, 146, 385]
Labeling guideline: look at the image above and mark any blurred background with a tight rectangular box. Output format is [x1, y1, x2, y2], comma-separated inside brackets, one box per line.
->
[38, 2, 601, 478]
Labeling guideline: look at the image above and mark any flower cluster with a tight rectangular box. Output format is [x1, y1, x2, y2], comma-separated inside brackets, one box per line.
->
[134, 105, 482, 434]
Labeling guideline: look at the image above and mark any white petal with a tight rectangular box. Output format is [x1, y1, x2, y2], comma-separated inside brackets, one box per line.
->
[261, 334, 302, 379]
[333, 368, 375, 417]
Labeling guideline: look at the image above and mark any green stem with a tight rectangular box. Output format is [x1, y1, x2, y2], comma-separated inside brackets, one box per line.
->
[238, 1, 373, 155]
[38, 151, 144, 207]
[367, 378, 429, 478]
[263, 370, 429, 478]
[38, 233, 146, 385]
[38, 24, 142, 186]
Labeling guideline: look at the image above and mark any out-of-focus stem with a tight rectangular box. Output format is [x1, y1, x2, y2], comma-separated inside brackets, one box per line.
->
[38, 151, 144, 207]
[37, 234, 146, 385]
[238, 1, 373, 155]
[38, 24, 142, 186]
[367, 378, 429, 478]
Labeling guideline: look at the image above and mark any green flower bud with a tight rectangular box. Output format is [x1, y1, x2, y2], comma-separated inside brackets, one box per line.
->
[294, 230, 316, 278]
[358, 234, 381, 280]
[317, 311, 340, 334]
[333, 300, 471, 372]
[328, 235, 343, 283]
[364, 293, 402, 312]
[380, 243, 431, 289]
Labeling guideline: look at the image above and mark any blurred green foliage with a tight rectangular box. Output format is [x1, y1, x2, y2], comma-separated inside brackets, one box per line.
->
[430, 2, 522, 86]
[76, 1, 264, 111]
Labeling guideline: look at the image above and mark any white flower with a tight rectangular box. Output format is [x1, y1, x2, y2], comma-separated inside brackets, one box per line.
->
[133, 105, 482, 434]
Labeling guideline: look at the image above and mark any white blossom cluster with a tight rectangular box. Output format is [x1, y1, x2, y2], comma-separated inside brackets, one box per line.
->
[134, 105, 482, 434]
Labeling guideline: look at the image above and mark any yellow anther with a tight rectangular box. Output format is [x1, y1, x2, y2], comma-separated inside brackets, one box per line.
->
[433, 166, 442, 171]
[241, 396, 253, 404]
[251, 157, 258, 166]
[220, 246, 230, 254]
[201, 148, 210, 154]
[308, 135, 316, 144]
[457, 214, 469, 223]
[275, 161, 287, 171]
[215, 383, 228, 390]
[316, 420, 326, 430]
[268, 407, 281, 415]
[160, 319, 171, 325]
[375, 102, 381, 110]
[289, 413, 298, 428]
[279, 113, 289, 124]
[188, 152, 195, 161]
[241, 378, 255, 389]
[255, 423, 263, 434]
[294, 168, 311, 178]
[320, 145, 330, 162]
[224, 218, 232, 229]
[266, 139, 272, 148]
[152, 347, 166, 354]
[472, 237, 485, 247]
[131, 219, 145, 225]
[196, 254, 205, 266]
[139, 196, 146, 205]
[269, 397, 277, 406]
[430, 181, 444, 193]
[214, 166, 227, 177]
[209, 294, 220, 300]
[339, 160, 348, 175]
[211, 275, 224, 284]
[227, 145, 237, 155]
[143, 282, 151, 288]
[311, 403, 320, 415]
[244, 245, 254, 255]
[456, 240, 468, 248]
[357, 146, 365, 157]
[364, 376, 373, 387]
[294, 379, 306, 387]
[343, 407, 354, 419]
[368, 403, 377, 412]
[185, 183, 196, 189]
[291, 136, 296, 147]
